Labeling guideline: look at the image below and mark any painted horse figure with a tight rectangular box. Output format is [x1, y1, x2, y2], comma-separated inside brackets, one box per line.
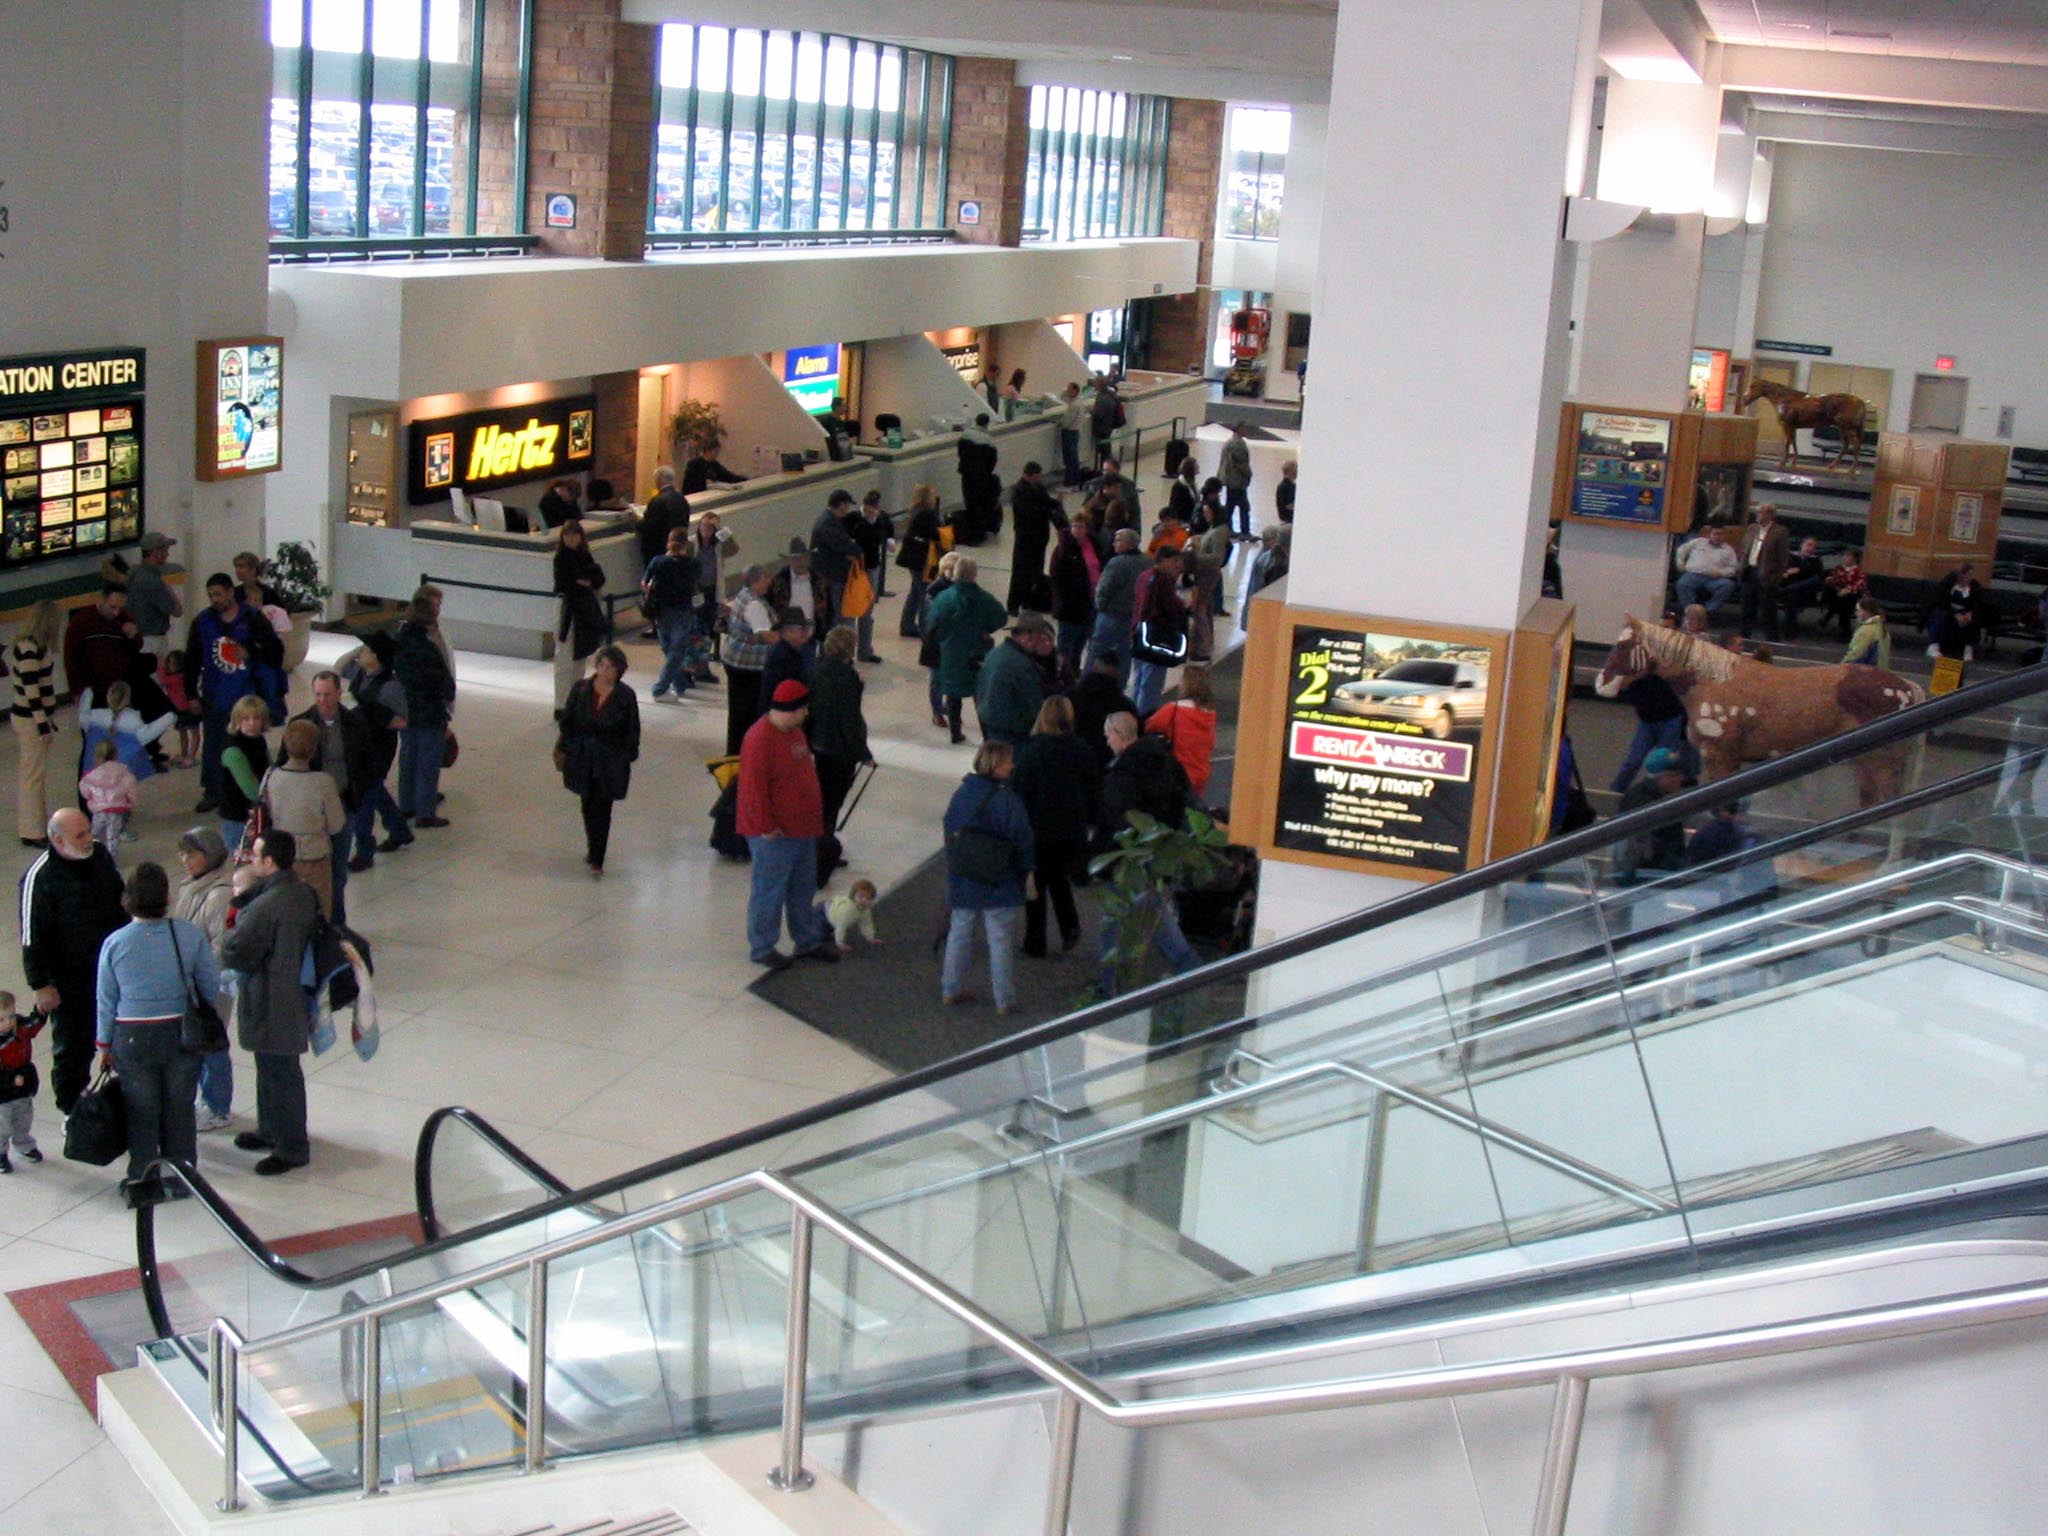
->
[1596, 616, 1924, 807]
[1742, 380, 1870, 471]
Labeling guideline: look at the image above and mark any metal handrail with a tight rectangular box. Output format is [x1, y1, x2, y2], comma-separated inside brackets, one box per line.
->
[206, 1162, 2048, 1536]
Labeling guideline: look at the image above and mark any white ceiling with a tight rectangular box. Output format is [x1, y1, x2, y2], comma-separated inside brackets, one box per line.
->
[1696, 1, 2048, 65]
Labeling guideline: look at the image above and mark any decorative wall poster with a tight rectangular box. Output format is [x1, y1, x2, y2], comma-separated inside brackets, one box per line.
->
[1949, 493, 1983, 545]
[1275, 624, 1493, 873]
[1887, 484, 1920, 537]
[0, 346, 146, 568]
[199, 337, 283, 479]
[1571, 411, 1671, 525]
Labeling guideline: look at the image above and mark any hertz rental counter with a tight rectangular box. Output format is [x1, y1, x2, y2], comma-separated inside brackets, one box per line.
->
[331, 457, 877, 659]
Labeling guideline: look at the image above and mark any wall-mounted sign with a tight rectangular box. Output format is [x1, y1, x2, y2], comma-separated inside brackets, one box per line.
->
[0, 346, 145, 568]
[1755, 338, 1833, 357]
[957, 199, 981, 226]
[545, 193, 577, 230]
[1948, 492, 1983, 545]
[781, 344, 841, 416]
[1688, 347, 1730, 413]
[1275, 623, 1495, 874]
[405, 392, 595, 504]
[196, 337, 282, 480]
[940, 343, 982, 378]
[1570, 410, 1670, 525]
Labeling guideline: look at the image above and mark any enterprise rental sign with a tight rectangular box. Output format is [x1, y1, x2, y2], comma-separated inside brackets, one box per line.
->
[1274, 624, 1492, 874]
[406, 393, 596, 504]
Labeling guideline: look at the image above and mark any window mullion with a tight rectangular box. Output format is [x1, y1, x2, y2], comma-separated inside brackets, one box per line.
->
[412, 0, 433, 236]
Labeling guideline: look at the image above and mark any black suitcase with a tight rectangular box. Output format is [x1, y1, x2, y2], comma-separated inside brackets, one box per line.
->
[708, 778, 750, 861]
[1162, 437, 1190, 478]
[815, 762, 878, 887]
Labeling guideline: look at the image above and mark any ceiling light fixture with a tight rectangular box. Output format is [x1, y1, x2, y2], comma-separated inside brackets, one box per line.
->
[1830, 30, 1893, 41]
[1111, 53, 1133, 61]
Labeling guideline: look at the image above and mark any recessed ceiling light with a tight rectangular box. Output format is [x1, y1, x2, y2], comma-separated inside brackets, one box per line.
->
[1771, 20, 1815, 29]
[1111, 54, 1134, 61]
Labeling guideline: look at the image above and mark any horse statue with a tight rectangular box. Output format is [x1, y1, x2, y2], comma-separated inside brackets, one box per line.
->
[1742, 380, 1870, 471]
[1596, 615, 1924, 807]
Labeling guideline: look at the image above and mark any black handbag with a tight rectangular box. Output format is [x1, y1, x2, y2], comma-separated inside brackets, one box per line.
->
[948, 785, 1016, 886]
[168, 922, 228, 1055]
[1131, 616, 1189, 667]
[63, 1070, 128, 1166]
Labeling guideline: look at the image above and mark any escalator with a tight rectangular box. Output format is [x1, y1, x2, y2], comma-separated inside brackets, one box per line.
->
[129, 662, 2048, 1509]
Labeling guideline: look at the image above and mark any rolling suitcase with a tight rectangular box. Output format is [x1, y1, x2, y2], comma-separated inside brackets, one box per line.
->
[1162, 436, 1190, 478]
[705, 755, 750, 861]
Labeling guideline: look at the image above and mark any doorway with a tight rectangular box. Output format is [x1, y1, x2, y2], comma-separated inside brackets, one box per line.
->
[1909, 373, 1969, 433]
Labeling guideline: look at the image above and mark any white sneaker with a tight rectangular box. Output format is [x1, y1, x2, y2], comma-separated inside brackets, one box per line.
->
[196, 1109, 233, 1134]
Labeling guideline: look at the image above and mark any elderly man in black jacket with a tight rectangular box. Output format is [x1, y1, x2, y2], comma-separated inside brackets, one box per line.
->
[1092, 712, 1202, 984]
[222, 831, 324, 1176]
[19, 809, 128, 1112]
[809, 489, 864, 631]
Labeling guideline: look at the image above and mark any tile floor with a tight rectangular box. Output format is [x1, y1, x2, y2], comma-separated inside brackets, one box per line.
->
[0, 431, 1283, 1532]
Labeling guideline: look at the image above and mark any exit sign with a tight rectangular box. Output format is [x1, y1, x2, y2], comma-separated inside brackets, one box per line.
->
[1935, 355, 1956, 371]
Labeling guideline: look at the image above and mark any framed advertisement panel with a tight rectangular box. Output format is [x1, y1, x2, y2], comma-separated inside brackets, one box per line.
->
[0, 346, 146, 569]
[195, 336, 283, 480]
[1232, 596, 1508, 883]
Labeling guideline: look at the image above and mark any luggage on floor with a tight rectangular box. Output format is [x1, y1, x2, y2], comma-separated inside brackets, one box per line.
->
[1162, 437, 1190, 478]
[706, 754, 750, 861]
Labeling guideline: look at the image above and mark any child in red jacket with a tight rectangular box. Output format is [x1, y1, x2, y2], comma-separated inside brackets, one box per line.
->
[0, 993, 48, 1172]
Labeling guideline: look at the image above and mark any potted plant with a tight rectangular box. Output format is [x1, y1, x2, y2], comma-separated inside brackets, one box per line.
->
[668, 398, 726, 463]
[1080, 808, 1233, 1123]
[265, 540, 331, 671]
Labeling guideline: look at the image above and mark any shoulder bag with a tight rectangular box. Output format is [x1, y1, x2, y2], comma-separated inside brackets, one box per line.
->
[168, 921, 229, 1054]
[233, 766, 276, 868]
[948, 783, 1016, 886]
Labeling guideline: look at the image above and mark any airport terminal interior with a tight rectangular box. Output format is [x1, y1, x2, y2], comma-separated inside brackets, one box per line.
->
[3, 1, 2048, 1532]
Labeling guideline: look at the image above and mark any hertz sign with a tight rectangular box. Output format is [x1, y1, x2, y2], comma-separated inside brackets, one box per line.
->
[406, 393, 596, 505]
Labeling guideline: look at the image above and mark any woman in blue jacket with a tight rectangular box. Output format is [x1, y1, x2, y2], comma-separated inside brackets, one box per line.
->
[941, 742, 1035, 1014]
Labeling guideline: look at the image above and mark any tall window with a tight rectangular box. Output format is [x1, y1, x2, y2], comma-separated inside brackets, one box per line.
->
[268, 0, 522, 242]
[1223, 107, 1288, 240]
[1022, 86, 1171, 243]
[652, 25, 954, 236]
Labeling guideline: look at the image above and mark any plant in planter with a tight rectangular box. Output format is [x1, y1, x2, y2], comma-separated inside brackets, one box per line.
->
[669, 398, 726, 460]
[264, 541, 331, 671]
[1088, 807, 1233, 1025]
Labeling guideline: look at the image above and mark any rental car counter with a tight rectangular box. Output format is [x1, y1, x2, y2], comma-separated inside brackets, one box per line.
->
[330, 457, 877, 658]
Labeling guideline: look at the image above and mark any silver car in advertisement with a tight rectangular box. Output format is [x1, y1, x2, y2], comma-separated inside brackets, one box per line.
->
[1331, 659, 1488, 739]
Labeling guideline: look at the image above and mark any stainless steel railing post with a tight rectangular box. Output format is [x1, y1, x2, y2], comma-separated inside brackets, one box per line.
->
[1042, 1390, 1081, 1536]
[524, 1257, 549, 1473]
[211, 1322, 243, 1513]
[359, 1314, 384, 1497]
[1355, 1090, 1389, 1272]
[768, 1210, 816, 1492]
[1529, 1374, 1588, 1536]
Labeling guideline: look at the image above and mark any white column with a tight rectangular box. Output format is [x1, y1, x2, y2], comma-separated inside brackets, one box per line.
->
[1560, 64, 1727, 642]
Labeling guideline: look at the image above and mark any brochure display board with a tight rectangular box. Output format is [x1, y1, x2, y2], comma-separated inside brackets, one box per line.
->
[1551, 403, 1756, 537]
[406, 393, 596, 505]
[195, 337, 282, 480]
[0, 347, 146, 568]
[1232, 595, 1507, 883]
[1489, 597, 1576, 859]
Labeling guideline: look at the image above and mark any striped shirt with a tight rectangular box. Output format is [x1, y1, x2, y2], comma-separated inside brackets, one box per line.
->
[6, 639, 57, 734]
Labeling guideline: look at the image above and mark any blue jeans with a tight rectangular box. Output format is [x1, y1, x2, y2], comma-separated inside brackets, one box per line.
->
[652, 607, 698, 697]
[1674, 573, 1736, 611]
[1060, 428, 1082, 486]
[1057, 619, 1089, 673]
[1096, 893, 1201, 996]
[1610, 715, 1687, 794]
[397, 725, 446, 818]
[329, 822, 353, 926]
[1132, 659, 1169, 718]
[198, 1047, 233, 1119]
[348, 778, 411, 861]
[113, 1020, 200, 1185]
[746, 835, 829, 960]
[927, 666, 944, 718]
[1086, 611, 1132, 685]
[943, 904, 1023, 1009]
[220, 818, 245, 854]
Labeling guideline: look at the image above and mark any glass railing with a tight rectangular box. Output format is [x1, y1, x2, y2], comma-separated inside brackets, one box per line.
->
[144, 663, 2048, 1497]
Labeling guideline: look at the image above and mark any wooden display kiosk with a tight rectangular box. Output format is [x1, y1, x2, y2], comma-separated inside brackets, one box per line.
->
[1865, 432, 2008, 582]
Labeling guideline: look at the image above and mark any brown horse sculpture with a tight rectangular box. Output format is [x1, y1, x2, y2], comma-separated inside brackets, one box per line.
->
[1743, 380, 1870, 471]
[1596, 616, 1923, 807]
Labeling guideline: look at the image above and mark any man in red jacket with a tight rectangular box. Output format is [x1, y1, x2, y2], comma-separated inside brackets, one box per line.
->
[737, 680, 837, 968]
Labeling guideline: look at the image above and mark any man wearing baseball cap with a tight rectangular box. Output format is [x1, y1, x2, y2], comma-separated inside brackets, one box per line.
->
[128, 531, 184, 660]
[1615, 745, 1688, 881]
[736, 678, 836, 967]
[975, 612, 1053, 748]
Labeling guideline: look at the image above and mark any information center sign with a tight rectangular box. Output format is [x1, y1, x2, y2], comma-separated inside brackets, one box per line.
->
[0, 346, 146, 569]
[1570, 410, 1670, 525]
[1275, 624, 1494, 874]
[406, 393, 596, 504]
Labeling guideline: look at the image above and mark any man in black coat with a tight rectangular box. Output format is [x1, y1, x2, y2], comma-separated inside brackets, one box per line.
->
[636, 465, 692, 567]
[956, 416, 1001, 543]
[19, 809, 128, 1111]
[1094, 711, 1193, 858]
[809, 489, 863, 628]
[758, 608, 816, 721]
[1006, 462, 1068, 615]
[1069, 656, 1138, 768]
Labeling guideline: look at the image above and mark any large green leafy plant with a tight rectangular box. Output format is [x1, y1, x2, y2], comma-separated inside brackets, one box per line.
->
[669, 398, 726, 457]
[265, 541, 330, 614]
[1088, 808, 1231, 1009]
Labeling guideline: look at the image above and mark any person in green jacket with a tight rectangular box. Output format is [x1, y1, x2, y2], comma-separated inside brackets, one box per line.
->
[922, 556, 1007, 745]
[975, 612, 1053, 748]
[1843, 595, 1891, 669]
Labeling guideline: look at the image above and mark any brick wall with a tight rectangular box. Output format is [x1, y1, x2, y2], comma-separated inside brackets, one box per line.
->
[946, 56, 1026, 247]
[523, 0, 656, 260]
[1147, 98, 1226, 375]
[590, 371, 641, 495]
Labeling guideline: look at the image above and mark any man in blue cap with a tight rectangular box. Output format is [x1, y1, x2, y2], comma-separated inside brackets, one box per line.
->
[1614, 746, 1688, 880]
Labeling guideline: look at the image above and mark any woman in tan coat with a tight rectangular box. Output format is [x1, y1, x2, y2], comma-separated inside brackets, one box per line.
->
[261, 718, 347, 918]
